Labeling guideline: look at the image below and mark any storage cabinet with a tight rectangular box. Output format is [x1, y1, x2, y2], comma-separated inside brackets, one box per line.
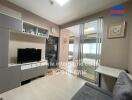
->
[0, 13, 48, 94]
[38, 27, 48, 37]
[23, 22, 48, 37]
[0, 66, 21, 94]
[30, 67, 38, 79]
[0, 13, 22, 68]
[38, 66, 47, 76]
[21, 61, 48, 82]
[0, 13, 22, 31]
[0, 28, 9, 68]
[21, 64, 33, 81]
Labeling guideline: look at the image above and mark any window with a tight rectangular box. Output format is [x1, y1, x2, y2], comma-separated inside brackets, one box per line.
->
[69, 44, 74, 52]
[83, 43, 96, 54]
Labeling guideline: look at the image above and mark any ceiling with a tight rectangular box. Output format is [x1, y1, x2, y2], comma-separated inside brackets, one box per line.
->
[8, 0, 128, 25]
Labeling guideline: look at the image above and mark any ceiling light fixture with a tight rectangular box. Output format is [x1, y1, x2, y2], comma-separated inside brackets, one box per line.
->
[54, 0, 70, 6]
[85, 27, 95, 32]
[49, 0, 54, 5]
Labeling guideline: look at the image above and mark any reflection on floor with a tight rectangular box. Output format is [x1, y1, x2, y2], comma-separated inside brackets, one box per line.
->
[82, 58, 96, 81]
[60, 60, 96, 81]
[60, 61, 78, 75]
[48, 68, 63, 76]
[82, 71, 96, 81]
[0, 71, 86, 100]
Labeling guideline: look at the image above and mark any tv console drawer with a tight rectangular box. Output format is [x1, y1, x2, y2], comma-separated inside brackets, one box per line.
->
[20, 61, 48, 82]
[32, 63, 40, 68]
[21, 64, 31, 70]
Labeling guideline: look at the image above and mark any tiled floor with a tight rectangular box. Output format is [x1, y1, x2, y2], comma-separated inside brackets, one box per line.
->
[0, 71, 86, 100]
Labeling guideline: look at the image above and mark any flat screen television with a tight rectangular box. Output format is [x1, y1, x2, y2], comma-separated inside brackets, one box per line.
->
[17, 48, 42, 63]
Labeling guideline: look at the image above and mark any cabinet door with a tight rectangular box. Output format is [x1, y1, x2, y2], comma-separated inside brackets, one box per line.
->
[21, 69, 31, 82]
[21, 64, 32, 81]
[30, 67, 38, 78]
[0, 28, 9, 68]
[0, 66, 21, 94]
[0, 13, 22, 31]
[38, 65, 48, 76]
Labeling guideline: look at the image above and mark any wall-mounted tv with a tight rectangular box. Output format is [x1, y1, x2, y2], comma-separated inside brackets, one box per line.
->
[17, 48, 42, 64]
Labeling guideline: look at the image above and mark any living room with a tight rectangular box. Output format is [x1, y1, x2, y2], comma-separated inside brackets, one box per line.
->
[0, 0, 132, 100]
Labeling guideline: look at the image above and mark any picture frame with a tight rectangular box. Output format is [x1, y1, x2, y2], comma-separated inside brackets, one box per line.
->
[108, 21, 126, 39]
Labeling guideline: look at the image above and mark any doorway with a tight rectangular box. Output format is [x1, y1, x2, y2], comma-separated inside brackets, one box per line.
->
[62, 25, 80, 75]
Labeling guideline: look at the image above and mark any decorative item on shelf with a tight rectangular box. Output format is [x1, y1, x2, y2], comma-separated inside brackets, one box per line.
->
[41, 33, 43, 36]
[37, 32, 43, 37]
[39, 33, 41, 37]
[51, 27, 56, 34]
[22, 28, 26, 33]
[108, 21, 126, 39]
[23, 22, 48, 37]
[29, 29, 35, 35]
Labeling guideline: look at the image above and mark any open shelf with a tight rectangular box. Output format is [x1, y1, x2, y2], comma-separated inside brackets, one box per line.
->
[22, 22, 49, 38]
[10, 31, 48, 39]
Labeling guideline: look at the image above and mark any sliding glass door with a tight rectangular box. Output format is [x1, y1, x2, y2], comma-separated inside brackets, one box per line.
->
[78, 18, 103, 82]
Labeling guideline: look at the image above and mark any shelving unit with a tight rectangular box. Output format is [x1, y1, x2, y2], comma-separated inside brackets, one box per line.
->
[22, 22, 49, 38]
[0, 12, 48, 94]
[10, 31, 47, 39]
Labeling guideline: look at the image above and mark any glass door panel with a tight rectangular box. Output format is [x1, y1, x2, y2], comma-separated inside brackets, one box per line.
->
[79, 19, 103, 82]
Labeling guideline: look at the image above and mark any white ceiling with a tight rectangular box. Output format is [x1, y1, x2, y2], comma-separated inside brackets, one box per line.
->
[8, 0, 128, 25]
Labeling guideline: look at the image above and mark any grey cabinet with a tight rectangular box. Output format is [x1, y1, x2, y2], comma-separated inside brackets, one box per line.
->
[0, 13, 22, 31]
[0, 13, 22, 68]
[0, 62, 47, 93]
[21, 68, 33, 82]
[21, 63, 48, 82]
[0, 66, 21, 94]
[0, 28, 9, 68]
[21, 67, 38, 82]
[37, 65, 47, 76]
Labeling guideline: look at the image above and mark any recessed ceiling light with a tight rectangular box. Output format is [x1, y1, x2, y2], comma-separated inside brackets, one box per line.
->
[54, 0, 69, 6]
[85, 27, 95, 32]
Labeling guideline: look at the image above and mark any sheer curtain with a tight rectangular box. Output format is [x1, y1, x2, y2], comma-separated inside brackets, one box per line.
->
[96, 17, 103, 66]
